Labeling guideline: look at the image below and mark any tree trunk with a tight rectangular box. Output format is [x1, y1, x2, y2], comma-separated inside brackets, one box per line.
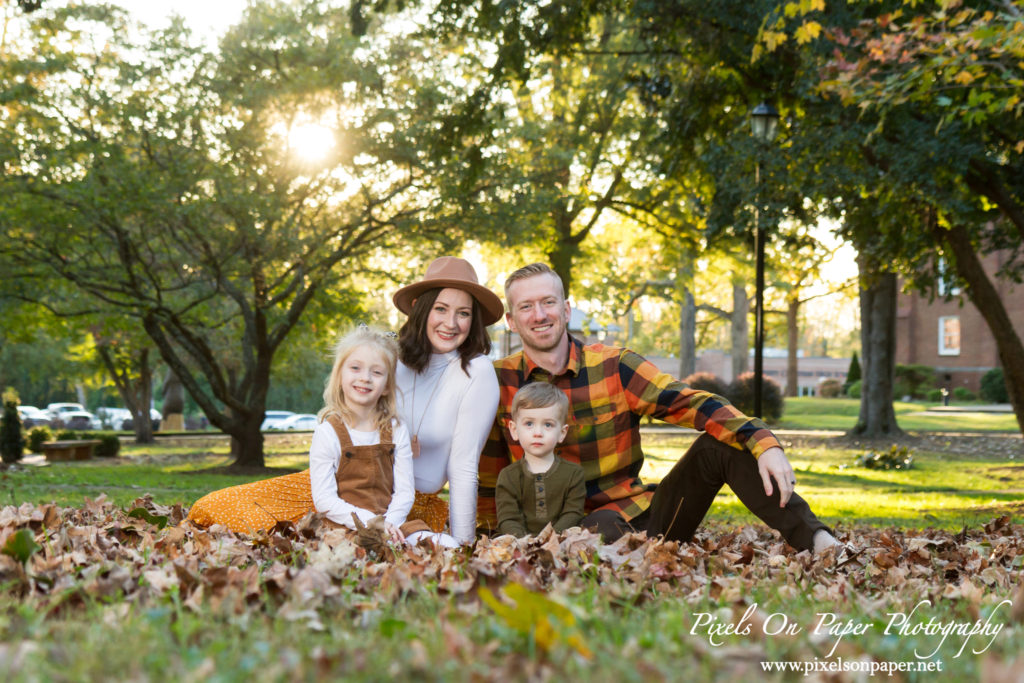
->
[141, 315, 270, 468]
[678, 287, 696, 379]
[785, 296, 800, 397]
[95, 344, 155, 444]
[851, 256, 903, 437]
[547, 238, 580, 300]
[942, 223, 1024, 436]
[731, 279, 749, 381]
[160, 368, 186, 431]
[229, 420, 266, 468]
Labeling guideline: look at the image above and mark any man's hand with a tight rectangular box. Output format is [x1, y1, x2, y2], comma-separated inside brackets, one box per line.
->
[758, 446, 796, 507]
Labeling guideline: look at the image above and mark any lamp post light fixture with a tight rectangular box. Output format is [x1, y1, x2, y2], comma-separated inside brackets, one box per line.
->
[750, 101, 779, 419]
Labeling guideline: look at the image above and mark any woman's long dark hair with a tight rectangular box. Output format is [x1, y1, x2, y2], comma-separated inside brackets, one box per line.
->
[398, 287, 492, 374]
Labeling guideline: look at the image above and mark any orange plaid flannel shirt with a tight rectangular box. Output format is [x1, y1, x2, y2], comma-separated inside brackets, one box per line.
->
[477, 336, 782, 530]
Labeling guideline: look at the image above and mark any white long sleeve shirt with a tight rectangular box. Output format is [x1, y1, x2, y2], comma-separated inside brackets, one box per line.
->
[308, 418, 415, 529]
[396, 351, 499, 544]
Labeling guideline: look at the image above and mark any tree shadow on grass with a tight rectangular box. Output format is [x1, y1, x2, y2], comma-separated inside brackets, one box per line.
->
[181, 465, 302, 477]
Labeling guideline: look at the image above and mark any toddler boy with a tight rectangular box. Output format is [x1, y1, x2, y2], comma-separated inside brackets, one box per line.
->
[495, 382, 585, 537]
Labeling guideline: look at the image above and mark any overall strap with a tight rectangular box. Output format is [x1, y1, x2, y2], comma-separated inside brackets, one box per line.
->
[326, 414, 392, 449]
[325, 414, 354, 451]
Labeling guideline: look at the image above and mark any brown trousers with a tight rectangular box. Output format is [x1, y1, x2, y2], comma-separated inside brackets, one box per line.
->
[325, 416, 430, 537]
[582, 433, 830, 551]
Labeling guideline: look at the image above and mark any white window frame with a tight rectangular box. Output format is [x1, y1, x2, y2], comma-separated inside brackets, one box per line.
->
[938, 315, 961, 356]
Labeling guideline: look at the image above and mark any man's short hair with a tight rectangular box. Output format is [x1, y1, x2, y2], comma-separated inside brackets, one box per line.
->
[510, 382, 569, 424]
[503, 263, 565, 306]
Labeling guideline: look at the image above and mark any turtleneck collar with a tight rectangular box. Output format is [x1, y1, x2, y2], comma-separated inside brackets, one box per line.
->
[427, 350, 460, 371]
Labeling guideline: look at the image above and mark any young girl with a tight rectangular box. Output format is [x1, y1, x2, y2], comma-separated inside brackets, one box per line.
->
[189, 326, 457, 546]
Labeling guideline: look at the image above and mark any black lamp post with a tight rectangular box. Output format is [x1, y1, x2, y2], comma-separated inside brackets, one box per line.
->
[750, 101, 779, 419]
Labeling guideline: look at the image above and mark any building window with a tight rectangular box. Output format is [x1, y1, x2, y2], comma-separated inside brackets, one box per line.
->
[938, 316, 961, 356]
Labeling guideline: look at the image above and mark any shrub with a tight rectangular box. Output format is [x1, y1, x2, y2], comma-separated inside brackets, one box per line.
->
[56, 429, 78, 441]
[28, 426, 53, 453]
[93, 434, 121, 458]
[980, 368, 1009, 403]
[847, 380, 862, 399]
[952, 387, 975, 402]
[819, 379, 842, 398]
[843, 351, 861, 394]
[925, 389, 944, 403]
[0, 387, 24, 464]
[893, 364, 936, 399]
[682, 372, 729, 398]
[725, 372, 785, 422]
[855, 444, 913, 470]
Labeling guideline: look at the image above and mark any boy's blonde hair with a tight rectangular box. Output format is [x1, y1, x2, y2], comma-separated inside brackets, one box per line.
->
[318, 325, 399, 432]
[510, 382, 569, 424]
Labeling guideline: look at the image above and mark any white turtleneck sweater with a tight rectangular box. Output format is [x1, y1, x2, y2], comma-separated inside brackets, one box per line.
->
[395, 351, 499, 544]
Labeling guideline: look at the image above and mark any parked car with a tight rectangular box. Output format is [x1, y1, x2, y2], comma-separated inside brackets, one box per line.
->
[261, 410, 296, 431]
[121, 408, 162, 432]
[46, 402, 86, 421]
[59, 410, 101, 431]
[95, 407, 132, 430]
[16, 406, 52, 428]
[272, 413, 318, 431]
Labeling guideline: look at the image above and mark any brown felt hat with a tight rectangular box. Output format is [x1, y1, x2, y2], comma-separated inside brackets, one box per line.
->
[392, 257, 504, 326]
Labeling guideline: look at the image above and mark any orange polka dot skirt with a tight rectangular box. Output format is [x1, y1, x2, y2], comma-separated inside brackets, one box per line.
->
[408, 491, 449, 533]
[187, 470, 314, 534]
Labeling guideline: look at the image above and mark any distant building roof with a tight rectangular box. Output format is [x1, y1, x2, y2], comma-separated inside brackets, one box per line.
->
[569, 307, 621, 334]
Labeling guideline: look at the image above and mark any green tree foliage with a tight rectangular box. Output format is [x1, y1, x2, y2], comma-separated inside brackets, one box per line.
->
[844, 351, 862, 393]
[682, 372, 729, 399]
[27, 426, 51, 453]
[893, 364, 936, 400]
[0, 386, 24, 463]
[821, 0, 1024, 129]
[0, 3, 460, 465]
[0, 312, 82, 408]
[980, 367, 1009, 404]
[726, 372, 785, 423]
[434, 9, 700, 298]
[763, 0, 1024, 436]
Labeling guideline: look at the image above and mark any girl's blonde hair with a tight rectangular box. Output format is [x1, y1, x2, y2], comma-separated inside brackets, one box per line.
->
[318, 325, 399, 432]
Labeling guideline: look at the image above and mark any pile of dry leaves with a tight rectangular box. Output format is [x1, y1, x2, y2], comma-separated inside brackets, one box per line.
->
[1, 494, 1021, 619]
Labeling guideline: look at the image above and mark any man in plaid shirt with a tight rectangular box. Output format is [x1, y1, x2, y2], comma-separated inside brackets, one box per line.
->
[478, 263, 839, 553]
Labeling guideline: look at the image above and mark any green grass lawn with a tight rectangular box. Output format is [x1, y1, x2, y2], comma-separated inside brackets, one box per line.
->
[2, 423, 1021, 681]
[639, 433, 1023, 531]
[776, 396, 1020, 432]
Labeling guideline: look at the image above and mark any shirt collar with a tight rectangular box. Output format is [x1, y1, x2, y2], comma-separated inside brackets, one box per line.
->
[521, 334, 583, 380]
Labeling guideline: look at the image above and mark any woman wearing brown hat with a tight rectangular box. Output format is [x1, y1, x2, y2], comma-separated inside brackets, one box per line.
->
[392, 257, 503, 546]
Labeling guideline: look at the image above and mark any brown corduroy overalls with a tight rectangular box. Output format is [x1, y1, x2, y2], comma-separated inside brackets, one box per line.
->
[325, 415, 431, 537]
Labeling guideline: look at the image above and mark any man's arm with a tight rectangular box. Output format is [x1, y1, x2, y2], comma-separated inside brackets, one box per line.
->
[618, 349, 782, 458]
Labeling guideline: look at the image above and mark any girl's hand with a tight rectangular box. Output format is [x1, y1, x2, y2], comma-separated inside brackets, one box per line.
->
[385, 522, 406, 544]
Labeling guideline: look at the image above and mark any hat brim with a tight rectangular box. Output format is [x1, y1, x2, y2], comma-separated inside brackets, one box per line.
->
[392, 280, 504, 326]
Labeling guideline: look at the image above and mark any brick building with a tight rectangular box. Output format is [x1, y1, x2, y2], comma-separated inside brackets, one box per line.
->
[653, 348, 849, 397]
[894, 252, 1023, 393]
